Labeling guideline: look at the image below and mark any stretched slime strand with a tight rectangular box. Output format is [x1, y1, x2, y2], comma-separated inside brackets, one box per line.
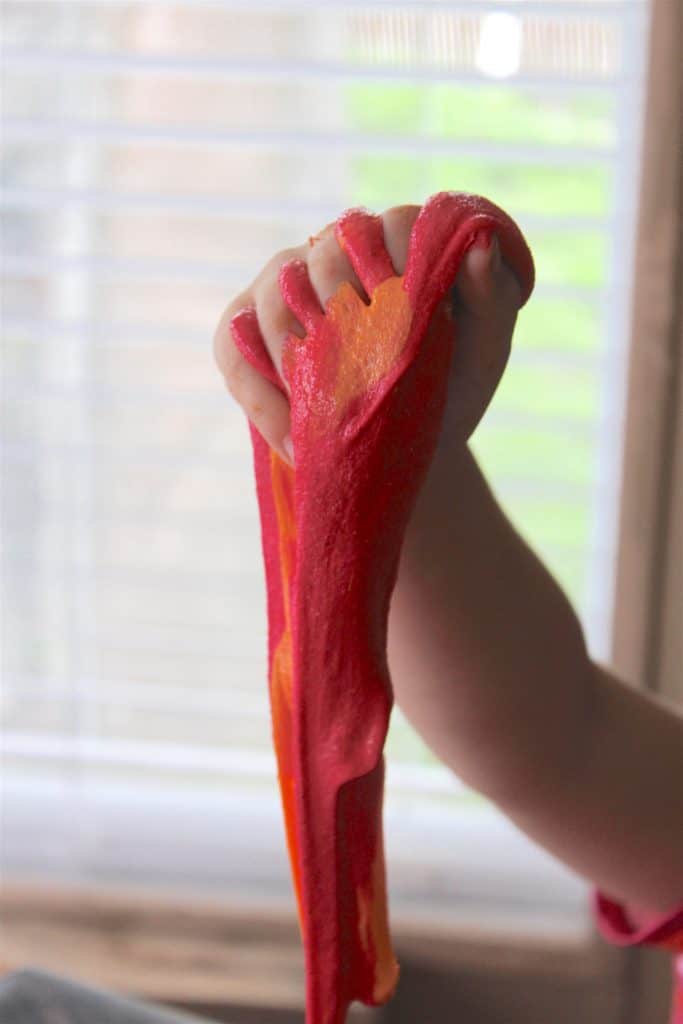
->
[231, 192, 534, 1023]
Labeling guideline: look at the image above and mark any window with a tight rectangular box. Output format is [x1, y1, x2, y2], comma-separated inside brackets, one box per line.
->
[1, 0, 649, 926]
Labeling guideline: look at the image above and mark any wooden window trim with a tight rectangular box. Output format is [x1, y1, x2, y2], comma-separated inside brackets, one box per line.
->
[610, 1, 683, 1022]
[611, 0, 683, 701]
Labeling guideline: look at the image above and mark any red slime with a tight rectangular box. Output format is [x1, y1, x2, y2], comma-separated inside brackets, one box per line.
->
[231, 192, 534, 1023]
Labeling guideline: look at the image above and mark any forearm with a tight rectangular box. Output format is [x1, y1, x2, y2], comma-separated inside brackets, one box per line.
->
[388, 443, 683, 910]
[389, 441, 592, 799]
[513, 667, 683, 911]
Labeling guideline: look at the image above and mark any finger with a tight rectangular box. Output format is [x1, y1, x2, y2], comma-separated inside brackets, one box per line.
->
[214, 297, 293, 464]
[252, 247, 307, 383]
[306, 229, 367, 308]
[335, 208, 395, 295]
[279, 258, 324, 334]
[214, 289, 255, 380]
[444, 233, 521, 439]
[226, 339, 293, 464]
[381, 204, 421, 275]
[453, 234, 520, 381]
[456, 233, 522, 319]
[229, 304, 281, 390]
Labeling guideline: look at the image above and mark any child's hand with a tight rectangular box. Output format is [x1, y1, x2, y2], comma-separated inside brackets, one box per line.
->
[214, 203, 683, 916]
[213, 204, 522, 465]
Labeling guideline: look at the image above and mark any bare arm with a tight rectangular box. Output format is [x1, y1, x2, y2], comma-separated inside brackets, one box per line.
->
[391, 439, 683, 912]
[214, 200, 683, 916]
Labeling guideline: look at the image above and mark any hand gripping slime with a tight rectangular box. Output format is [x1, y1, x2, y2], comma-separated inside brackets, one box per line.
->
[231, 193, 534, 1023]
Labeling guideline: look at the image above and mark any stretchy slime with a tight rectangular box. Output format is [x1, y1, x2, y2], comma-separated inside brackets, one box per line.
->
[231, 193, 534, 1023]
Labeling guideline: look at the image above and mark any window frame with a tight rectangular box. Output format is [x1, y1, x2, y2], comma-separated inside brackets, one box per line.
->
[2, 0, 681, 1019]
[608, 0, 683, 1019]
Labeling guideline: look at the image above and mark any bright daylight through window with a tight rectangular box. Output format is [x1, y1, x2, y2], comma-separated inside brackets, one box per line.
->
[1, 1, 648, 924]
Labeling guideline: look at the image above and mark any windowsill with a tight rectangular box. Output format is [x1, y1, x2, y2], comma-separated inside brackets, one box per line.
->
[0, 881, 305, 1012]
[1, 773, 587, 917]
[0, 879, 621, 1018]
[1, 774, 627, 1020]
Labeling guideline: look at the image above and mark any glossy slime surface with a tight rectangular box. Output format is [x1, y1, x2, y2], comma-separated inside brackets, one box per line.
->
[231, 193, 535, 1024]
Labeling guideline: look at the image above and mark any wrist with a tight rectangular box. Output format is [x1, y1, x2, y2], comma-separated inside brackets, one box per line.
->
[401, 440, 477, 562]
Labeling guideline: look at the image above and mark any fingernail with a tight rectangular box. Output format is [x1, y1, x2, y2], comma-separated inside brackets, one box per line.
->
[283, 434, 294, 464]
[471, 229, 493, 252]
[490, 234, 502, 272]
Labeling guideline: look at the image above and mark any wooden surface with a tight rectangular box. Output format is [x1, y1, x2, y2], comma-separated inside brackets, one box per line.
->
[0, 885, 305, 1011]
[0, 882, 626, 1024]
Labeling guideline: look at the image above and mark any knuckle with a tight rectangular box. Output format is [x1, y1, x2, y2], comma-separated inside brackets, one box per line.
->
[385, 202, 420, 222]
[257, 294, 295, 341]
[218, 291, 253, 339]
[307, 234, 344, 279]
[212, 323, 234, 371]
[251, 249, 303, 315]
[266, 247, 301, 278]
[253, 267, 282, 306]
[382, 204, 420, 273]
[309, 221, 336, 246]
[213, 292, 251, 364]
[243, 392, 266, 423]
[383, 203, 420, 235]
[223, 349, 245, 398]
[253, 280, 300, 344]
[242, 388, 285, 447]
[225, 377, 241, 403]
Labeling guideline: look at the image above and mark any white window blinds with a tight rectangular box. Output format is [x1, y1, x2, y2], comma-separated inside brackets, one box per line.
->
[1, 1, 648, 917]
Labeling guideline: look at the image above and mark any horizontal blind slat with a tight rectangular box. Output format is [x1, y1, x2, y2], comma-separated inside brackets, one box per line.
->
[1, 190, 612, 232]
[0, 387, 601, 438]
[2, 327, 604, 372]
[3, 677, 269, 714]
[0, 48, 632, 88]
[0, 732, 467, 796]
[2, 117, 616, 163]
[1, 733, 277, 775]
[0, 439, 600, 481]
[0, 186, 343, 219]
[0, 0, 642, 16]
[1, 281, 605, 306]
